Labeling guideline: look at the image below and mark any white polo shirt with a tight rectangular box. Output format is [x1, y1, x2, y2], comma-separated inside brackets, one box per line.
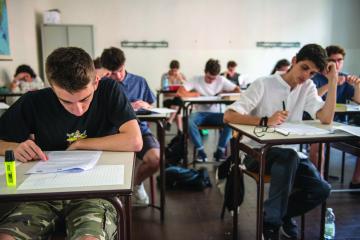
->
[184, 75, 236, 112]
[227, 74, 325, 149]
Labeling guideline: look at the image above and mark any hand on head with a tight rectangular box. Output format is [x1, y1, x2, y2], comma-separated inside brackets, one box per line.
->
[324, 61, 338, 86]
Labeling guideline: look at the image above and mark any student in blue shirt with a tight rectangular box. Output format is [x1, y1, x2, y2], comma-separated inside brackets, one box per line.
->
[310, 45, 360, 189]
[101, 47, 160, 205]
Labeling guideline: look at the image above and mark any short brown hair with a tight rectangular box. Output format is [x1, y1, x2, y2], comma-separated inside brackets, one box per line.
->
[101, 47, 126, 71]
[169, 60, 180, 69]
[205, 59, 221, 75]
[326, 45, 346, 58]
[227, 61, 237, 68]
[46, 47, 95, 93]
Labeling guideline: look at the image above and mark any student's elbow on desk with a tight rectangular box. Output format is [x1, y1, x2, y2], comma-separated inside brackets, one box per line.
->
[132, 134, 143, 152]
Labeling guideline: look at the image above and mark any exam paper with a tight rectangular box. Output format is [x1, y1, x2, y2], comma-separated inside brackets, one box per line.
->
[18, 165, 124, 190]
[333, 125, 360, 137]
[276, 122, 331, 135]
[150, 108, 177, 114]
[26, 151, 102, 174]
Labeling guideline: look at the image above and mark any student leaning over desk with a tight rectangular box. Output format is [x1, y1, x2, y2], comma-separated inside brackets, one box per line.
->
[177, 59, 240, 162]
[0, 47, 142, 240]
[224, 44, 337, 240]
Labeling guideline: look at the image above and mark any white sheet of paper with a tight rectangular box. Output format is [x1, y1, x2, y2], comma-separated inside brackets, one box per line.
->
[333, 125, 360, 137]
[18, 165, 124, 190]
[0, 102, 9, 109]
[26, 151, 102, 174]
[276, 122, 331, 135]
[150, 108, 177, 114]
[0, 156, 21, 176]
[219, 93, 241, 97]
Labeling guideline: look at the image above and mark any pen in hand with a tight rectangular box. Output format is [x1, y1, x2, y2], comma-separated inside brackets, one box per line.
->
[282, 101, 286, 111]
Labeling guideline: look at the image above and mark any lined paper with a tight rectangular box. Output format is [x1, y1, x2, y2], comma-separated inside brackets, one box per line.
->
[18, 165, 124, 190]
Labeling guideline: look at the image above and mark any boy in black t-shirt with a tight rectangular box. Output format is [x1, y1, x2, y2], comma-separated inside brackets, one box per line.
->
[0, 47, 142, 240]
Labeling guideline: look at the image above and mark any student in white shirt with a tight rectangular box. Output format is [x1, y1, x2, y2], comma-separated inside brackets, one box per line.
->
[224, 44, 338, 240]
[177, 59, 240, 162]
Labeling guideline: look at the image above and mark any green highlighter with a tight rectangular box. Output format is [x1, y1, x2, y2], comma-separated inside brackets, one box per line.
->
[5, 150, 16, 187]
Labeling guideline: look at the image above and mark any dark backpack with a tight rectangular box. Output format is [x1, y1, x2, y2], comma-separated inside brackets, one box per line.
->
[165, 133, 185, 165]
[218, 155, 245, 217]
[159, 166, 212, 191]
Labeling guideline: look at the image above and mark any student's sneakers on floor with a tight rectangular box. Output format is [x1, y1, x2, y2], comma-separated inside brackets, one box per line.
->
[195, 149, 208, 162]
[132, 183, 150, 207]
[213, 149, 226, 162]
[280, 217, 298, 239]
[262, 222, 279, 240]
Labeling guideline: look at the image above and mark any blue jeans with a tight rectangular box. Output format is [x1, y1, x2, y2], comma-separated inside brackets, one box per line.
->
[188, 112, 231, 150]
[244, 147, 330, 226]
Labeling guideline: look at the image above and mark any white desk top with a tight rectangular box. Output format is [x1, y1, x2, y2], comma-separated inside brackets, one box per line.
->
[0, 151, 135, 196]
[228, 120, 358, 144]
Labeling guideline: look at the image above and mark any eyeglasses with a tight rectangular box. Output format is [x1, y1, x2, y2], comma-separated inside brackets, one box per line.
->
[253, 126, 275, 137]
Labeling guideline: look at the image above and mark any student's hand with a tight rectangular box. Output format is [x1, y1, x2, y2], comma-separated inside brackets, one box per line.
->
[268, 111, 288, 126]
[346, 75, 360, 87]
[131, 100, 151, 111]
[67, 140, 81, 151]
[14, 139, 48, 163]
[324, 62, 338, 87]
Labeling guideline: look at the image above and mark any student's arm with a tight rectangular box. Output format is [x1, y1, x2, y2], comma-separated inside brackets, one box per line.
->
[316, 62, 338, 124]
[68, 119, 142, 152]
[347, 75, 360, 104]
[317, 84, 329, 97]
[176, 86, 200, 97]
[224, 109, 288, 126]
[0, 139, 47, 163]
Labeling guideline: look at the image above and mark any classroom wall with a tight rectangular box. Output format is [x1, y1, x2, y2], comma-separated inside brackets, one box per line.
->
[1, 0, 360, 91]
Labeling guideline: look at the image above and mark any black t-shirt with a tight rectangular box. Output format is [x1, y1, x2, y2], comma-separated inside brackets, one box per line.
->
[0, 78, 136, 150]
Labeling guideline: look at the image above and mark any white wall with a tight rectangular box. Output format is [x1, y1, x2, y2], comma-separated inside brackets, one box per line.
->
[1, 0, 360, 91]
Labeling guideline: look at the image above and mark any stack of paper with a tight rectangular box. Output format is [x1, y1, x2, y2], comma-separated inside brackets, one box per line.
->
[26, 151, 102, 174]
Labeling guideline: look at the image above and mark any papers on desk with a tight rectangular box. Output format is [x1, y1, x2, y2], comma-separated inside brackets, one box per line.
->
[0, 156, 21, 175]
[0, 102, 9, 109]
[218, 93, 241, 100]
[26, 151, 102, 174]
[275, 122, 331, 135]
[18, 165, 124, 190]
[150, 108, 177, 114]
[332, 125, 360, 137]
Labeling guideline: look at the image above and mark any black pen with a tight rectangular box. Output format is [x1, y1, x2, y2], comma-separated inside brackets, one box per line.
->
[282, 101, 286, 111]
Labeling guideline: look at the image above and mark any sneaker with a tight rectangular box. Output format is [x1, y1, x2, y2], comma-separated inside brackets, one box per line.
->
[165, 122, 171, 131]
[280, 217, 298, 239]
[132, 183, 149, 207]
[195, 149, 208, 162]
[263, 222, 279, 240]
[213, 149, 226, 162]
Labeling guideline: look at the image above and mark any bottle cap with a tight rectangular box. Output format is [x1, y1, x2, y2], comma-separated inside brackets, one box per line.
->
[5, 150, 15, 162]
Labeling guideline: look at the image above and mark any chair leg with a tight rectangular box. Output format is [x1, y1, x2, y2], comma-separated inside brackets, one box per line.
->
[341, 151, 346, 184]
[149, 175, 155, 205]
[301, 214, 305, 240]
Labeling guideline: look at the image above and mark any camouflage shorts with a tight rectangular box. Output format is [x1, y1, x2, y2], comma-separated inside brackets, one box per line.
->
[0, 199, 117, 240]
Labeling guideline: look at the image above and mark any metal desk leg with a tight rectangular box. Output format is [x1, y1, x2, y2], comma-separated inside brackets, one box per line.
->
[108, 196, 126, 240]
[182, 103, 190, 167]
[156, 91, 160, 108]
[320, 143, 330, 239]
[157, 119, 166, 221]
[231, 136, 240, 240]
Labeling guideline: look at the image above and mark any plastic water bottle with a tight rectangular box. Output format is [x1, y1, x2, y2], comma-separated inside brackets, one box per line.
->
[324, 208, 335, 240]
[163, 77, 169, 90]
